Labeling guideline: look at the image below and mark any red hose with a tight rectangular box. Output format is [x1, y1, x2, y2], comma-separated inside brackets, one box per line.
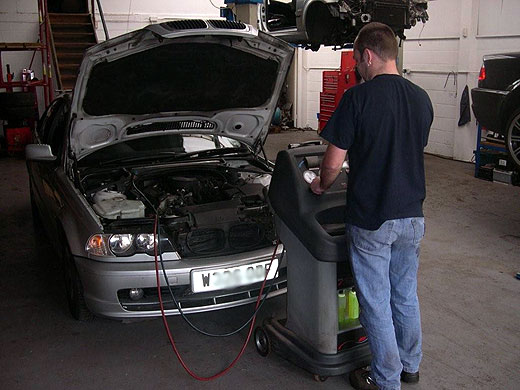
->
[153, 215, 278, 381]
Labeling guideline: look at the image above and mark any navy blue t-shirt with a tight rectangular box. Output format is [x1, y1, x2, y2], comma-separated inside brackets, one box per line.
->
[320, 74, 433, 230]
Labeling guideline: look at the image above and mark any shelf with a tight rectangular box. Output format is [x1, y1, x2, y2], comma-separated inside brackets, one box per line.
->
[0, 42, 46, 51]
[0, 80, 47, 88]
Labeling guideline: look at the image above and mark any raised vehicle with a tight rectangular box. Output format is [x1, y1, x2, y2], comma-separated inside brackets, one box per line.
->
[259, 0, 430, 49]
[26, 20, 293, 320]
[471, 52, 520, 169]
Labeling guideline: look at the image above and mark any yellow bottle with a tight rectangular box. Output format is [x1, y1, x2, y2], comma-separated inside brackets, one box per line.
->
[338, 290, 347, 328]
[347, 289, 359, 320]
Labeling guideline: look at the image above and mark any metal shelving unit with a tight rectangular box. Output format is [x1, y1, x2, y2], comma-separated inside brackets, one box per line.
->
[0, 0, 54, 107]
[474, 123, 519, 185]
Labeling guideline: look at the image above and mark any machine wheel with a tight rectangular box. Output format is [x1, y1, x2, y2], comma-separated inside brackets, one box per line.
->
[254, 326, 271, 357]
[505, 108, 520, 169]
[313, 374, 328, 382]
[63, 244, 94, 321]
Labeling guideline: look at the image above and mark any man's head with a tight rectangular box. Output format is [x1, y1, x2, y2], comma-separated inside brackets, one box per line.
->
[353, 22, 399, 81]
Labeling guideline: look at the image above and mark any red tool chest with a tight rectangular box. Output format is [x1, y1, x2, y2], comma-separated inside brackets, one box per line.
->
[319, 51, 359, 132]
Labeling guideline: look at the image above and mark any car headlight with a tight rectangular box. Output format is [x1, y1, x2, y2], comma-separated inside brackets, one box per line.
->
[135, 233, 156, 253]
[86, 234, 110, 256]
[86, 233, 174, 257]
[109, 234, 135, 255]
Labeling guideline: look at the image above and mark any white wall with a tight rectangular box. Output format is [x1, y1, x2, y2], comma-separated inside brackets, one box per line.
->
[3, 0, 520, 163]
[294, 47, 345, 130]
[295, 0, 520, 162]
[404, 0, 520, 161]
[0, 1, 41, 92]
[92, 0, 221, 41]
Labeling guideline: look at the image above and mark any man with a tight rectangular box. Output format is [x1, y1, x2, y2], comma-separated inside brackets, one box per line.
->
[310, 22, 433, 390]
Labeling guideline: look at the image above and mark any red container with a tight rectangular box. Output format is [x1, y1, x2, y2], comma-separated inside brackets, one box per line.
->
[318, 51, 359, 132]
[322, 71, 340, 93]
[6, 127, 32, 153]
[340, 51, 356, 73]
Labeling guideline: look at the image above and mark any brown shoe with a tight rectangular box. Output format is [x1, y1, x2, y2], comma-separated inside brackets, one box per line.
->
[349, 367, 379, 390]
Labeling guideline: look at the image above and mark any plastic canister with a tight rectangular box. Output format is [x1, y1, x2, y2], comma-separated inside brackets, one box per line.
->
[338, 290, 347, 328]
[347, 289, 359, 320]
[92, 190, 145, 219]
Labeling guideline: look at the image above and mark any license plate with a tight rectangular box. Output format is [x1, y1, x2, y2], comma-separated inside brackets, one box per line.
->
[191, 259, 279, 293]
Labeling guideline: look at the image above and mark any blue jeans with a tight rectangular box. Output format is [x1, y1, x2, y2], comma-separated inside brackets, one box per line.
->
[347, 218, 424, 390]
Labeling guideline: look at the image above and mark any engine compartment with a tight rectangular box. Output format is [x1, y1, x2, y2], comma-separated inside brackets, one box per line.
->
[80, 164, 275, 257]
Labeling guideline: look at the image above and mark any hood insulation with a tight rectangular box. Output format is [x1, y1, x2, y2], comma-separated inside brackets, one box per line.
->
[82, 42, 279, 116]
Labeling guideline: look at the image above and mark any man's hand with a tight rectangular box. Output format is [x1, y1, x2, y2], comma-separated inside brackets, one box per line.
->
[313, 144, 347, 194]
[310, 177, 325, 195]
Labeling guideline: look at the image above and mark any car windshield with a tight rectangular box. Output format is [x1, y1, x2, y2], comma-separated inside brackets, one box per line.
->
[78, 134, 246, 166]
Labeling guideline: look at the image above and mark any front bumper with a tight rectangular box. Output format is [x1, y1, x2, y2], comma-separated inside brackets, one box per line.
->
[74, 246, 286, 319]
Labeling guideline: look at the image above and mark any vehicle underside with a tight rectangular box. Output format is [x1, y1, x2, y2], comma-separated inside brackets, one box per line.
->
[266, 0, 429, 49]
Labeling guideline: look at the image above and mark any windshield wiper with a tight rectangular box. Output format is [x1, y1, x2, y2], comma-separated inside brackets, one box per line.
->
[162, 147, 251, 161]
[96, 153, 177, 167]
[96, 148, 250, 167]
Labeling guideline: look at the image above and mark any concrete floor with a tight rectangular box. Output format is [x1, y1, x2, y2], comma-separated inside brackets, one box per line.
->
[1, 129, 519, 389]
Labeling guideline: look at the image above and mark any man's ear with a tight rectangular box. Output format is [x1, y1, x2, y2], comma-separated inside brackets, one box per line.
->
[364, 49, 372, 65]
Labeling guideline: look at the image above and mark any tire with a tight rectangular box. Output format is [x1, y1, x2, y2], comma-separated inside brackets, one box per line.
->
[0, 106, 38, 120]
[0, 92, 35, 107]
[254, 326, 271, 357]
[505, 108, 520, 169]
[63, 244, 94, 321]
[0, 92, 37, 120]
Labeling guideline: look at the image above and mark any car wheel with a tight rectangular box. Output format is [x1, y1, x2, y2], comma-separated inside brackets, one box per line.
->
[63, 245, 94, 321]
[506, 108, 520, 169]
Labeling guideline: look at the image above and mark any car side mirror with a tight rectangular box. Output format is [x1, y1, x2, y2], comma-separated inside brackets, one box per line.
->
[25, 144, 57, 162]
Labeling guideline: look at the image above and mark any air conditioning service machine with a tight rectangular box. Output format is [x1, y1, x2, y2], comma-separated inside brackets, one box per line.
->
[253, 145, 372, 381]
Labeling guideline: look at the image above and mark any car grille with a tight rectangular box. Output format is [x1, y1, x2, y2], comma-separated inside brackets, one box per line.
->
[208, 20, 246, 30]
[164, 20, 208, 30]
[126, 120, 216, 135]
[118, 269, 287, 313]
[186, 228, 226, 254]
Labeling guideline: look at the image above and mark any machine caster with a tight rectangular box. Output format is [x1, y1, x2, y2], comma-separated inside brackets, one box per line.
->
[313, 374, 328, 382]
[254, 326, 271, 357]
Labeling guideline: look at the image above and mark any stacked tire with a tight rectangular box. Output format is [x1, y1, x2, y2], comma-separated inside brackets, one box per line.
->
[0, 92, 37, 120]
[0, 92, 37, 155]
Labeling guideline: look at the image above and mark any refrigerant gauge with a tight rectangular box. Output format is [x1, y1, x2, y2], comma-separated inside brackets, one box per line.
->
[303, 170, 317, 184]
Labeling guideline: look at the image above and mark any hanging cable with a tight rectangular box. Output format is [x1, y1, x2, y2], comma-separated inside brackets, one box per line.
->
[157, 216, 282, 337]
[130, 171, 282, 336]
[154, 214, 280, 380]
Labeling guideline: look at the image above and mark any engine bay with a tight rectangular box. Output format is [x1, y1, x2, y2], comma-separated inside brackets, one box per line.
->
[80, 164, 275, 257]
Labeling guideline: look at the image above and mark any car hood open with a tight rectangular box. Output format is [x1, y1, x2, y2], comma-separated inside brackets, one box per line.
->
[70, 20, 294, 161]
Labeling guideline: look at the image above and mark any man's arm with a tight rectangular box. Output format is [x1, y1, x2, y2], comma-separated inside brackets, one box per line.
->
[310, 143, 347, 195]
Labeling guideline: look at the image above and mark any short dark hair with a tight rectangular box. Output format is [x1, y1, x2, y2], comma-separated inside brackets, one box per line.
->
[354, 22, 398, 61]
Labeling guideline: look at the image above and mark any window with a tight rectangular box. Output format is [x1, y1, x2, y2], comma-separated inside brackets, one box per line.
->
[267, 0, 296, 31]
[38, 97, 69, 158]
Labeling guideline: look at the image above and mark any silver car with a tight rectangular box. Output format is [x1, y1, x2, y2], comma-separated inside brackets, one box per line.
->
[26, 20, 293, 321]
[259, 0, 429, 49]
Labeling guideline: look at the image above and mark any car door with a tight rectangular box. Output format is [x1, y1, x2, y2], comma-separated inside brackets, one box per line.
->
[29, 97, 70, 239]
[28, 99, 61, 220]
